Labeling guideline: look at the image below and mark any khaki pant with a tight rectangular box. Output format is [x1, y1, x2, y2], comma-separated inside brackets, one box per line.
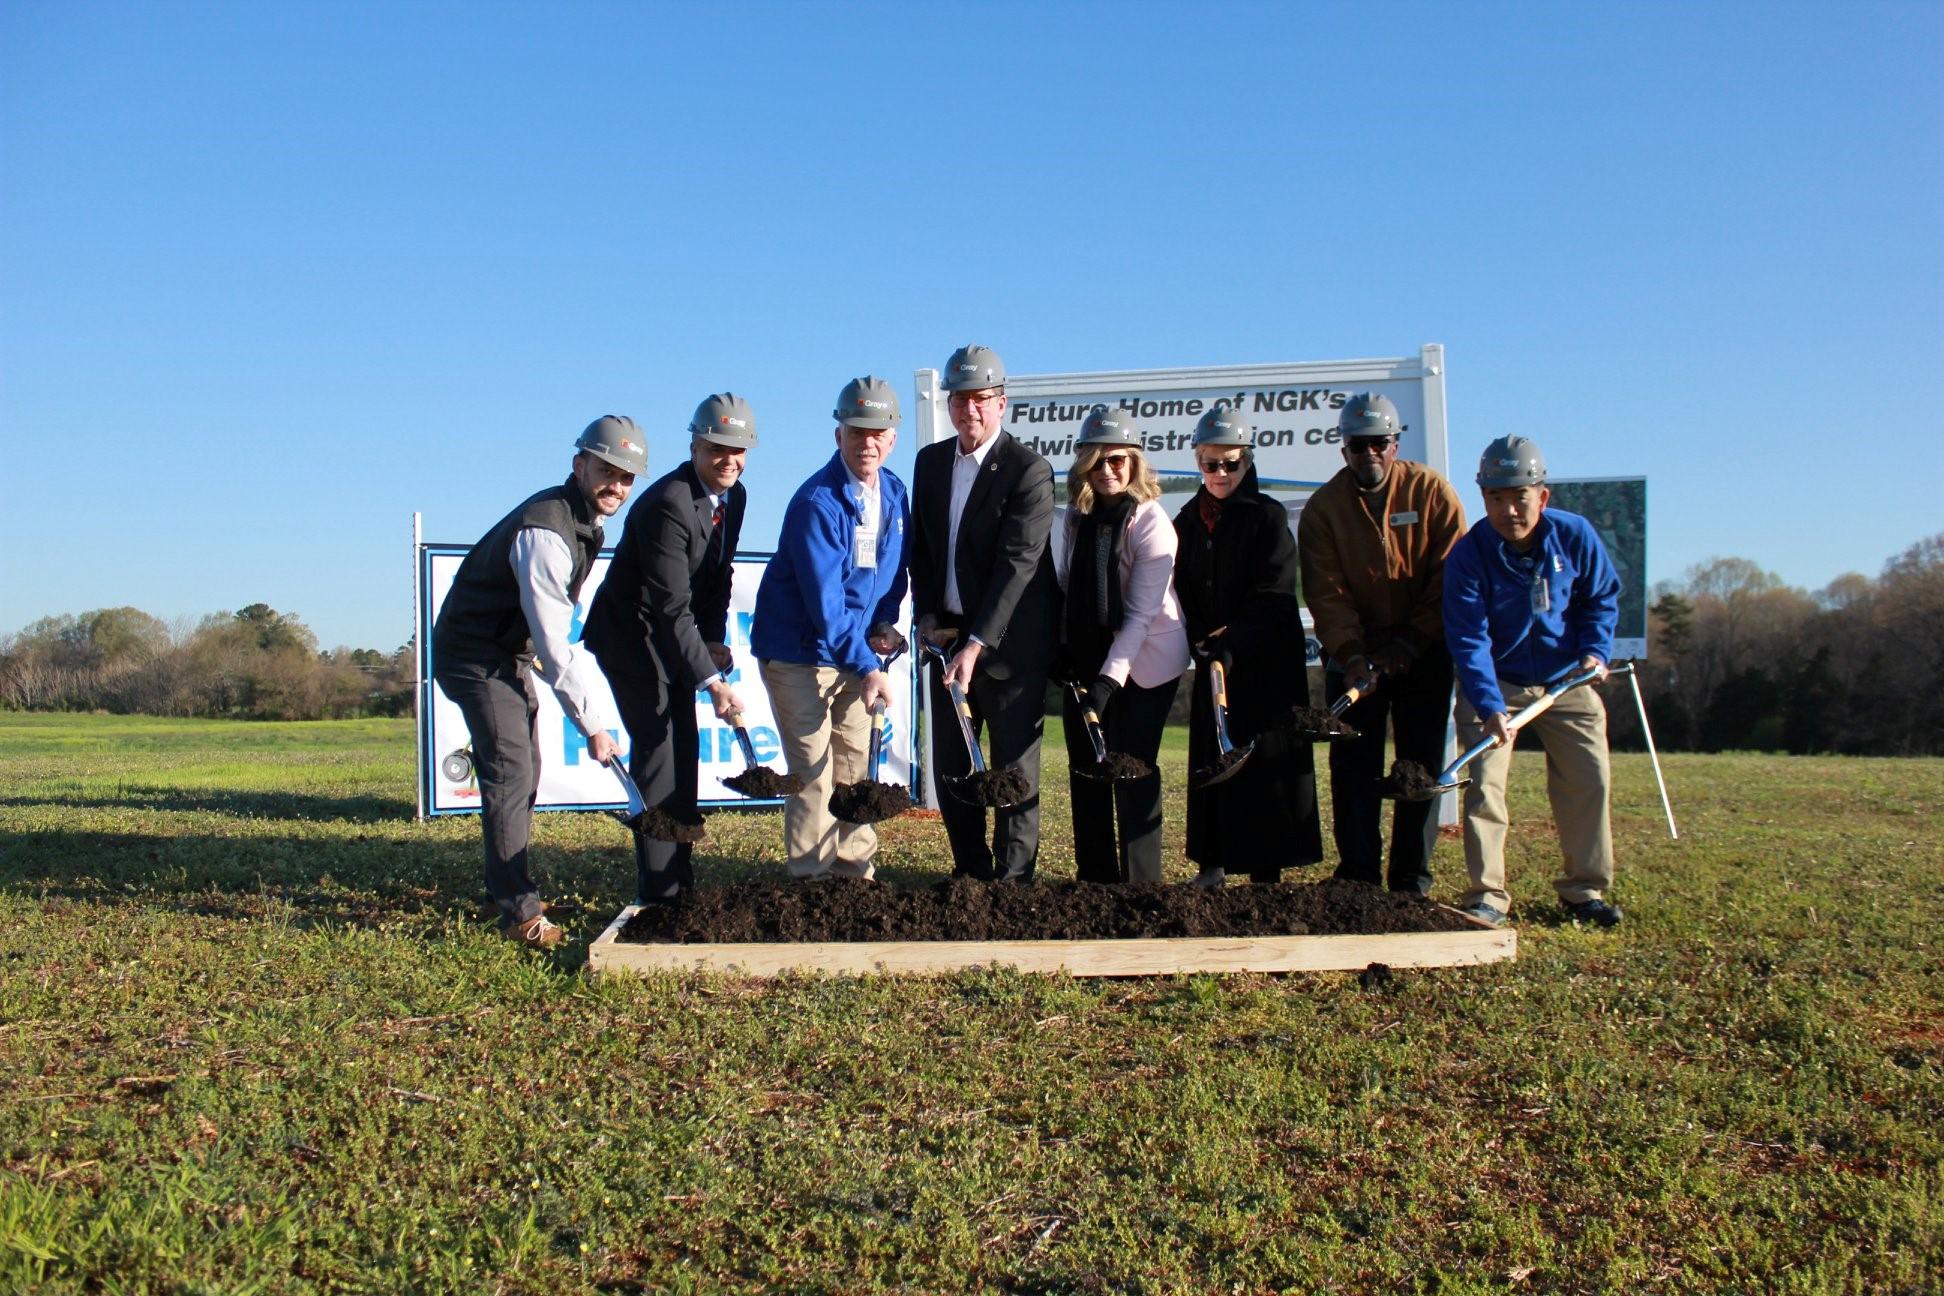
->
[757, 660, 878, 880]
[1456, 681, 1613, 913]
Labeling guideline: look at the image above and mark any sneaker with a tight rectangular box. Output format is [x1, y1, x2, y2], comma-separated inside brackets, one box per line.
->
[1187, 868, 1227, 890]
[504, 914, 563, 949]
[1461, 902, 1508, 928]
[1564, 898, 1623, 928]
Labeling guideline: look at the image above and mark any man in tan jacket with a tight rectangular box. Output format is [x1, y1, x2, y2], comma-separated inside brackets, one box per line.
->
[1297, 392, 1465, 894]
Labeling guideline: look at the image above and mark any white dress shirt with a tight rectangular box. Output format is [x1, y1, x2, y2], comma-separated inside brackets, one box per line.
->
[944, 433, 998, 615]
[509, 528, 619, 738]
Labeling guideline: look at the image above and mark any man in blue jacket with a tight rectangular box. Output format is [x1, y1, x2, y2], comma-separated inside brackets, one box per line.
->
[1443, 435, 1623, 929]
[751, 376, 910, 880]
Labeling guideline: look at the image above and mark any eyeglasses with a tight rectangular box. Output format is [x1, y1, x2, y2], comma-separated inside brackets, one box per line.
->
[948, 390, 1003, 406]
[1093, 453, 1132, 471]
[1345, 437, 1395, 455]
[1197, 457, 1245, 475]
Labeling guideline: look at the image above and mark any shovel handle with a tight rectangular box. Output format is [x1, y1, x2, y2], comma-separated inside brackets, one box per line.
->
[724, 713, 761, 769]
[1207, 658, 1237, 756]
[1329, 682, 1369, 718]
[1438, 664, 1621, 784]
[866, 699, 886, 773]
[943, 678, 989, 774]
[1068, 683, 1109, 765]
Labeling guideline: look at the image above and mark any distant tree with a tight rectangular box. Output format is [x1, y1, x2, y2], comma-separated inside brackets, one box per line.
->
[1699, 666, 1784, 752]
[1781, 647, 1845, 754]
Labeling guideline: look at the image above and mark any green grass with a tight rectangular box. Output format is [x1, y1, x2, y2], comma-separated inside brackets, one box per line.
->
[1, 711, 1939, 1294]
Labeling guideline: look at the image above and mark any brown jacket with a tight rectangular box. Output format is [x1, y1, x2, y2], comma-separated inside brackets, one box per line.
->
[1297, 458, 1465, 664]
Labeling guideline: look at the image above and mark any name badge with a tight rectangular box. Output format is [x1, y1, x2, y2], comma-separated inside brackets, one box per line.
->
[854, 524, 877, 569]
[1389, 511, 1419, 527]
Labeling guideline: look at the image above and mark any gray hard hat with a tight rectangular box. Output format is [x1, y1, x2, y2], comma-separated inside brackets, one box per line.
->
[689, 393, 759, 448]
[1191, 406, 1253, 448]
[941, 344, 1005, 392]
[1338, 392, 1402, 441]
[833, 375, 902, 429]
[1476, 435, 1548, 488]
[1077, 407, 1141, 448]
[575, 415, 648, 475]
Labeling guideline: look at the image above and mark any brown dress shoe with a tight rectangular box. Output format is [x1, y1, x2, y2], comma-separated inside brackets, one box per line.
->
[505, 914, 563, 949]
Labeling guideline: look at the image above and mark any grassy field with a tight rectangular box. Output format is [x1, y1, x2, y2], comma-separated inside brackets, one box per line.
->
[0, 711, 1939, 1294]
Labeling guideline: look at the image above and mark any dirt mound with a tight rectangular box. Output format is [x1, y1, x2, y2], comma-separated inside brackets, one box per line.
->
[617, 876, 1473, 945]
[828, 781, 909, 825]
[1376, 760, 1440, 799]
[720, 767, 803, 799]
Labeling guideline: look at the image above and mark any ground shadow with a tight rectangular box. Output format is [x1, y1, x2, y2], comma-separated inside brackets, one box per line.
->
[0, 786, 407, 823]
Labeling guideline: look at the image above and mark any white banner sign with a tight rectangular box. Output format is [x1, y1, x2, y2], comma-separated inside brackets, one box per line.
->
[416, 549, 916, 815]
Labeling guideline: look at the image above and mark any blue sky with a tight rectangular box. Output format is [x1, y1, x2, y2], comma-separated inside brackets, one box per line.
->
[3, 1, 1939, 651]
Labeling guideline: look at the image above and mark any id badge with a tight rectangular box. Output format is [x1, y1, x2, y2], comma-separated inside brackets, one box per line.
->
[854, 524, 877, 569]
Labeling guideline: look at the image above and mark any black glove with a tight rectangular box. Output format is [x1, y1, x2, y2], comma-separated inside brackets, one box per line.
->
[1087, 675, 1120, 713]
[1048, 651, 1079, 687]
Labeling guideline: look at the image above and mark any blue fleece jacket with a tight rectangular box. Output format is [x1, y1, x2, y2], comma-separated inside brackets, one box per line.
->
[751, 453, 909, 676]
[1443, 507, 1620, 717]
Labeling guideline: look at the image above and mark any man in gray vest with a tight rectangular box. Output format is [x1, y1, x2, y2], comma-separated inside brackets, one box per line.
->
[433, 416, 644, 948]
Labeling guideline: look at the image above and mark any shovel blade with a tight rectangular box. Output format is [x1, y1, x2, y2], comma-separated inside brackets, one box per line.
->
[1193, 743, 1255, 789]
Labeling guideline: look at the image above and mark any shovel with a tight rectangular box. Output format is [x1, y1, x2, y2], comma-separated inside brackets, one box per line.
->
[830, 641, 912, 825]
[1383, 663, 1636, 802]
[604, 756, 703, 843]
[719, 711, 803, 799]
[1067, 682, 1149, 781]
[1192, 657, 1256, 788]
[922, 638, 1027, 808]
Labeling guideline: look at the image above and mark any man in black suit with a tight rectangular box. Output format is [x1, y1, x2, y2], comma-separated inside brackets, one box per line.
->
[583, 393, 755, 902]
[911, 344, 1058, 882]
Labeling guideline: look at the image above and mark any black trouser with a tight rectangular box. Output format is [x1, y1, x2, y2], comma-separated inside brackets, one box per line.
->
[1062, 677, 1178, 883]
[1326, 646, 1454, 895]
[594, 658, 700, 902]
[434, 657, 545, 926]
[926, 652, 1045, 883]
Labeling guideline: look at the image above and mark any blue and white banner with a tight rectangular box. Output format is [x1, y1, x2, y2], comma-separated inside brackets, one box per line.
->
[416, 548, 916, 815]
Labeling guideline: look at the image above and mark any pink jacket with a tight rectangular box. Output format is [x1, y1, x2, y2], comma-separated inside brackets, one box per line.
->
[1054, 498, 1193, 690]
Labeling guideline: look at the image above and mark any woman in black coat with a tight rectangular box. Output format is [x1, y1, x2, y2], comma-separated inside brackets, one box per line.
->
[1170, 409, 1324, 886]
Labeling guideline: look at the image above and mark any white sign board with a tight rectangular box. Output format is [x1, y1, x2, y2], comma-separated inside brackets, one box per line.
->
[415, 549, 916, 816]
[914, 347, 1452, 658]
[910, 347, 1454, 815]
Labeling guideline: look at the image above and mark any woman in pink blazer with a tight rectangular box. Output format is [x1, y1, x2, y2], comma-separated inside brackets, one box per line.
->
[1053, 408, 1193, 882]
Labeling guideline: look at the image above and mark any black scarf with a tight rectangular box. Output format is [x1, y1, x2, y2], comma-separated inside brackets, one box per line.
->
[1064, 493, 1135, 674]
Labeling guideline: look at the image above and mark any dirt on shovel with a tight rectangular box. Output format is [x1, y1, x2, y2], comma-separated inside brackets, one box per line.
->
[829, 780, 910, 825]
[1194, 748, 1250, 784]
[636, 807, 708, 843]
[1376, 760, 1440, 800]
[720, 767, 804, 799]
[1284, 705, 1359, 740]
[954, 765, 1032, 806]
[1089, 752, 1154, 779]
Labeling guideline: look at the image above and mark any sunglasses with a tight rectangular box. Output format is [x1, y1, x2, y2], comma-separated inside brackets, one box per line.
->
[1197, 457, 1245, 475]
[1093, 452, 1132, 471]
[1346, 437, 1395, 455]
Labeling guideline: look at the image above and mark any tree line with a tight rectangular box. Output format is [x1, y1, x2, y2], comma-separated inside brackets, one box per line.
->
[1614, 533, 1943, 756]
[5, 532, 1938, 751]
[0, 604, 413, 720]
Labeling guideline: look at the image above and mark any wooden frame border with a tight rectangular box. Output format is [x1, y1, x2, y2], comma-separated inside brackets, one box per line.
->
[587, 905, 1514, 978]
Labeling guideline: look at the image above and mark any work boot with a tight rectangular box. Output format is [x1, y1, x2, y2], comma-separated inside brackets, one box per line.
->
[504, 913, 563, 949]
[1564, 898, 1623, 929]
[1187, 868, 1226, 890]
